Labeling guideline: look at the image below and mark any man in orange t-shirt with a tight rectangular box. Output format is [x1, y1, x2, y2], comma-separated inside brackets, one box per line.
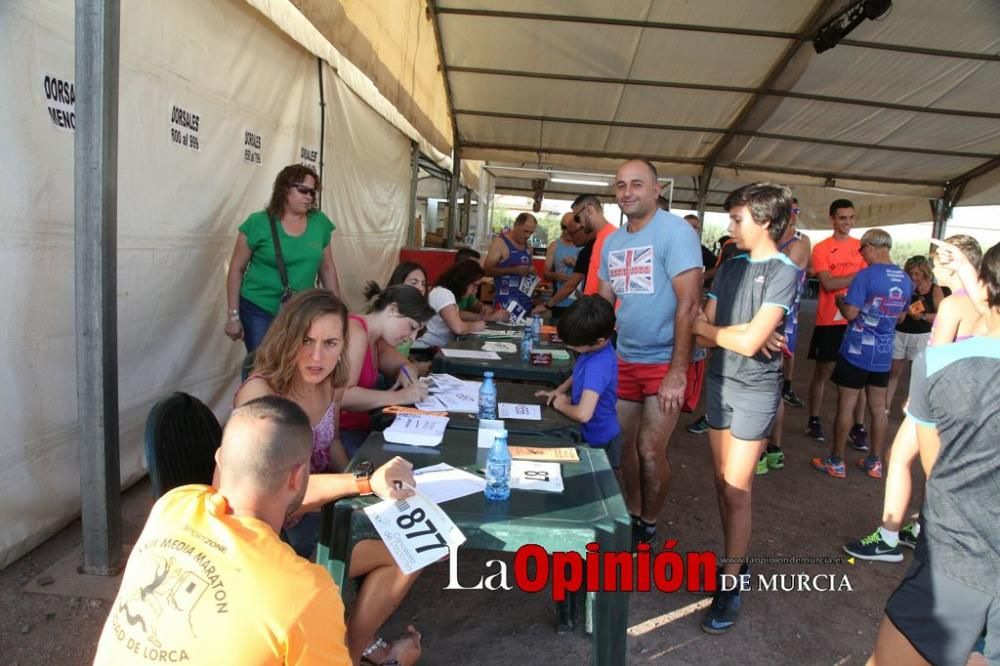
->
[571, 193, 617, 295]
[805, 199, 867, 442]
[94, 397, 410, 666]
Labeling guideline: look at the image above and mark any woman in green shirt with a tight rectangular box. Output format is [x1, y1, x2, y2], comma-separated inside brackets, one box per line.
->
[224, 165, 341, 352]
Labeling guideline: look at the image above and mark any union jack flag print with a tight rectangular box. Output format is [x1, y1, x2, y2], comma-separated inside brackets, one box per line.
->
[608, 245, 655, 294]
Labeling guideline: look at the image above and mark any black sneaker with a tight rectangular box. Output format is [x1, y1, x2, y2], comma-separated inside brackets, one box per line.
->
[631, 519, 657, 551]
[899, 522, 919, 549]
[686, 416, 710, 435]
[701, 589, 743, 634]
[848, 424, 870, 451]
[843, 529, 902, 562]
[782, 388, 805, 407]
[805, 419, 825, 442]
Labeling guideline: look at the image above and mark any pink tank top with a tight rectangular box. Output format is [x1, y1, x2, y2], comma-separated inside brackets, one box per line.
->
[339, 315, 379, 431]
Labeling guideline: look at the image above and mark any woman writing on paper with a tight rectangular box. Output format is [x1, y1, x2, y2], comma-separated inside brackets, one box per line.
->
[340, 285, 437, 456]
[417, 260, 489, 348]
[233, 289, 422, 665]
[224, 164, 341, 352]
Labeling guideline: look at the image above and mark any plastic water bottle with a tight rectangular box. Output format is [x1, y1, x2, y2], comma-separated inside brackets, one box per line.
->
[520, 326, 533, 362]
[478, 371, 497, 420]
[531, 315, 542, 343]
[484, 430, 511, 500]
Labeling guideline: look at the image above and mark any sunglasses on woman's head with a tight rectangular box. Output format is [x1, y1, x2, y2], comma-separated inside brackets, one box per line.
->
[293, 184, 316, 197]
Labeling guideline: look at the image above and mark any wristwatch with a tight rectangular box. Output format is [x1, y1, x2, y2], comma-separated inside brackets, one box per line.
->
[354, 460, 374, 496]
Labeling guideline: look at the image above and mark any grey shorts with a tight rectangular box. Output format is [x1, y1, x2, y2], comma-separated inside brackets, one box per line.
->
[885, 559, 1000, 665]
[705, 378, 780, 441]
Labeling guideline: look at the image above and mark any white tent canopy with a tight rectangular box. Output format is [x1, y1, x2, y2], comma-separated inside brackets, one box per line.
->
[289, 0, 1000, 226]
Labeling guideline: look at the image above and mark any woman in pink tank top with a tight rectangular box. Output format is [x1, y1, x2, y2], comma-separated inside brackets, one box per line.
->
[340, 284, 437, 455]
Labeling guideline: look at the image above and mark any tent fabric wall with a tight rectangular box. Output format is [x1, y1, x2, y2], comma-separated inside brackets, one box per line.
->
[0, 0, 415, 569]
[322, 70, 412, 308]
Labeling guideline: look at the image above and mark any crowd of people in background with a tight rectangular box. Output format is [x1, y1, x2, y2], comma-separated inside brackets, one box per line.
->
[97, 159, 997, 664]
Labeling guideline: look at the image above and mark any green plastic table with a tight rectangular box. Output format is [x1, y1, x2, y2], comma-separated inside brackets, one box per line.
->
[440, 380, 578, 440]
[432, 338, 574, 385]
[316, 429, 630, 665]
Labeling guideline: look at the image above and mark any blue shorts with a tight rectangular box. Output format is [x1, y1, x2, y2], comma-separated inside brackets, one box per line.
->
[588, 431, 623, 468]
[706, 378, 780, 441]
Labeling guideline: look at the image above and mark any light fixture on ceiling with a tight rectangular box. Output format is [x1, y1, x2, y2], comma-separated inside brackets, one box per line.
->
[813, 0, 892, 54]
[550, 177, 610, 187]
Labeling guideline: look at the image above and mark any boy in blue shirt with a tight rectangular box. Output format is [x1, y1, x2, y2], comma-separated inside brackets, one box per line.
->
[535, 296, 622, 480]
[692, 183, 799, 634]
[813, 229, 913, 480]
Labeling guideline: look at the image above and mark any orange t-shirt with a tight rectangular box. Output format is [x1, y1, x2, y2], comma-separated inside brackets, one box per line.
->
[583, 223, 617, 295]
[811, 235, 867, 326]
[94, 485, 350, 666]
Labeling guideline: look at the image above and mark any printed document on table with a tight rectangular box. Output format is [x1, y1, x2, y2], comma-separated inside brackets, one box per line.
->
[498, 403, 542, 420]
[509, 460, 563, 493]
[440, 348, 502, 360]
[413, 463, 487, 504]
[383, 413, 449, 447]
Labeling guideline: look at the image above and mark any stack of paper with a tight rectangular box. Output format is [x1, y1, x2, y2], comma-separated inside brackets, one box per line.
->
[416, 374, 482, 412]
[383, 413, 450, 447]
[413, 463, 487, 503]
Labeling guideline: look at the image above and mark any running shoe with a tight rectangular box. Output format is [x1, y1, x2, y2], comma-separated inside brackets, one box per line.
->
[765, 449, 785, 470]
[811, 456, 845, 478]
[848, 424, 870, 451]
[804, 419, 825, 442]
[755, 454, 768, 476]
[631, 519, 657, 551]
[782, 388, 805, 408]
[687, 415, 710, 435]
[857, 456, 883, 479]
[701, 589, 743, 634]
[899, 522, 919, 549]
[842, 529, 903, 563]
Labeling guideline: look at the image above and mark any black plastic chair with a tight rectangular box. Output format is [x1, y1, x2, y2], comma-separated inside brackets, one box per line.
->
[144, 392, 223, 499]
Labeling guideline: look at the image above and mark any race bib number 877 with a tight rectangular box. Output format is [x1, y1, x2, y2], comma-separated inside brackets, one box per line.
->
[364, 492, 466, 574]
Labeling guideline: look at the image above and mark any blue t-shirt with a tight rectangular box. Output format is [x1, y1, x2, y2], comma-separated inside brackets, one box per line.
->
[571, 343, 620, 445]
[839, 263, 913, 372]
[598, 210, 702, 363]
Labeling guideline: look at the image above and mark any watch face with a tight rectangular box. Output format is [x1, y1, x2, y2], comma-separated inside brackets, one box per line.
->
[355, 461, 374, 478]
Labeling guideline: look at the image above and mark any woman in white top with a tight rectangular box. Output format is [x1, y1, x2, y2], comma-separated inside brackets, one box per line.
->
[419, 260, 488, 346]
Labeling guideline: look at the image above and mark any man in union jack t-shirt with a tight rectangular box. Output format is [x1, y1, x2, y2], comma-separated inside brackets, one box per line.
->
[597, 158, 703, 549]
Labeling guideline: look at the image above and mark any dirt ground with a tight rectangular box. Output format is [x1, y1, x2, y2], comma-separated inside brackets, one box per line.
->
[0, 299, 922, 665]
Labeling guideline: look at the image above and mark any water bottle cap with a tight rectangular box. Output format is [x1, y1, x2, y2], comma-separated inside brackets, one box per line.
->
[484, 371, 493, 378]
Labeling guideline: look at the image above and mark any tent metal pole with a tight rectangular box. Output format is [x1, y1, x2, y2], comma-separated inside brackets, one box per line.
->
[446, 150, 461, 248]
[75, 0, 122, 576]
[407, 141, 419, 247]
[461, 186, 472, 242]
[317, 57, 326, 209]
[932, 198, 948, 241]
[695, 168, 713, 238]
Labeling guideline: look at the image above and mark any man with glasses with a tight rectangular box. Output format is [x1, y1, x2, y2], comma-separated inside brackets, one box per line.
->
[539, 212, 582, 319]
[535, 216, 594, 315]
[812, 229, 911, 479]
[805, 199, 868, 444]
[573, 193, 616, 296]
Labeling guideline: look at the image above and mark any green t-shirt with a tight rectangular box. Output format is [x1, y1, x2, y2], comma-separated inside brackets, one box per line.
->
[457, 294, 476, 311]
[239, 210, 335, 314]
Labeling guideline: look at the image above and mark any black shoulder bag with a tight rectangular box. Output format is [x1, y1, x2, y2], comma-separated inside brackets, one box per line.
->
[268, 216, 295, 304]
